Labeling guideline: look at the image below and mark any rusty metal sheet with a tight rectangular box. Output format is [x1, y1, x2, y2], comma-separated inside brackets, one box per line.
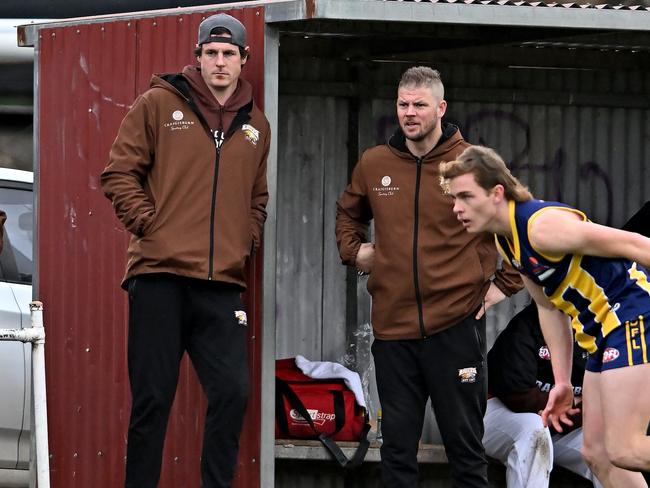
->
[36, 5, 265, 487]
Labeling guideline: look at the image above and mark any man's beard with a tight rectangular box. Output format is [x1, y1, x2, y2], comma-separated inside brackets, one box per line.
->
[405, 132, 427, 142]
[403, 118, 437, 142]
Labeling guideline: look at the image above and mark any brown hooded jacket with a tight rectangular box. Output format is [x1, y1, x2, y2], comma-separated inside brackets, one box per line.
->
[102, 72, 269, 289]
[336, 124, 522, 339]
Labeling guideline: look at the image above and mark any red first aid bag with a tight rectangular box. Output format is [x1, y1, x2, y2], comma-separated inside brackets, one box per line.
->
[275, 358, 370, 467]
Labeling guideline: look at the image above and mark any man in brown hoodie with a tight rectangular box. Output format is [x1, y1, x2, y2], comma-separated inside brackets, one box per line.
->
[336, 67, 522, 487]
[101, 13, 269, 488]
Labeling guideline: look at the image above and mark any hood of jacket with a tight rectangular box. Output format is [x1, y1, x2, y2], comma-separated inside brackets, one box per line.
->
[150, 67, 253, 134]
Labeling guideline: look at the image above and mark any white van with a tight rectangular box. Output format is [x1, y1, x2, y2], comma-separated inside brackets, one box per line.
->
[0, 168, 33, 487]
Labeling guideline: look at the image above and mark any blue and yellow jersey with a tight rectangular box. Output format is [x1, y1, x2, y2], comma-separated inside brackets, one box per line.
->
[494, 199, 650, 355]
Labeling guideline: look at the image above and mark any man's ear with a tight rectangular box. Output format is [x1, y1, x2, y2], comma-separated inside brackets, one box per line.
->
[438, 99, 447, 118]
[492, 184, 505, 202]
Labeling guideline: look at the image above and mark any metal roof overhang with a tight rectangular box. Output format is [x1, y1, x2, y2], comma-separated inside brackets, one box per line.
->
[263, 0, 650, 31]
[17, 0, 650, 46]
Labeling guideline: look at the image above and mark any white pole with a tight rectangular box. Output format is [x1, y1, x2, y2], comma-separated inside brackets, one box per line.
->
[0, 300, 51, 487]
[29, 301, 50, 488]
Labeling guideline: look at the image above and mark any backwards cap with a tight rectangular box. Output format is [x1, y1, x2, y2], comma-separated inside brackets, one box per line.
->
[197, 13, 246, 48]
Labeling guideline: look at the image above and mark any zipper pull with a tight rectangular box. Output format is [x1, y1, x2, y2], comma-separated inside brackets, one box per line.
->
[213, 129, 224, 150]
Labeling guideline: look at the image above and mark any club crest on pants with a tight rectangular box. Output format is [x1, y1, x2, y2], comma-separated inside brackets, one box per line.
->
[235, 310, 248, 326]
[458, 367, 477, 383]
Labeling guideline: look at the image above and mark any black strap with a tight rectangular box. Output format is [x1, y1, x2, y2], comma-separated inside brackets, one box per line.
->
[276, 377, 370, 468]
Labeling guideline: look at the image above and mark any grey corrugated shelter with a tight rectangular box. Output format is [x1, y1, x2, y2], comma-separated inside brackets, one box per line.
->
[262, 2, 649, 485]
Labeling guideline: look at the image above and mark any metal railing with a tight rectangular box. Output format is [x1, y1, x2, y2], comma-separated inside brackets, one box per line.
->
[0, 301, 50, 488]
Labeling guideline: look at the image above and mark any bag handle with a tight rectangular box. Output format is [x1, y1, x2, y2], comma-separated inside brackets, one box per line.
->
[275, 377, 370, 468]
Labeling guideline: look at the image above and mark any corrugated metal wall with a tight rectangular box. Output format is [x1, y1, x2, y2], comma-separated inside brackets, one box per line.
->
[276, 95, 349, 361]
[275, 57, 650, 449]
[36, 6, 265, 487]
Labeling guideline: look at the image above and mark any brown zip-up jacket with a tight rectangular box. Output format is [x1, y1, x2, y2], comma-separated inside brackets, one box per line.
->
[336, 124, 522, 340]
[101, 73, 269, 289]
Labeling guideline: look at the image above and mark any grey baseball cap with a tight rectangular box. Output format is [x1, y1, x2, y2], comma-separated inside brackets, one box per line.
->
[197, 13, 247, 48]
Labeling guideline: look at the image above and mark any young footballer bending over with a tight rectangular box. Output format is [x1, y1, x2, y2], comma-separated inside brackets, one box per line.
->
[440, 145, 650, 488]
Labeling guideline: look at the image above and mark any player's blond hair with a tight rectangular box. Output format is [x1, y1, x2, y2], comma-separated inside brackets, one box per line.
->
[439, 146, 533, 202]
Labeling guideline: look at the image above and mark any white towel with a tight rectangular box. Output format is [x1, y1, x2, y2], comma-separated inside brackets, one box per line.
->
[295, 355, 367, 408]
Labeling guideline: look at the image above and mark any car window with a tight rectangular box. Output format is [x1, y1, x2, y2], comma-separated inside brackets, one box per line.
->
[0, 185, 33, 285]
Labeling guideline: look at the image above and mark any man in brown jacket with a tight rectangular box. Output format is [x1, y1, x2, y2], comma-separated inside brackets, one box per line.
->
[101, 13, 269, 488]
[336, 67, 521, 487]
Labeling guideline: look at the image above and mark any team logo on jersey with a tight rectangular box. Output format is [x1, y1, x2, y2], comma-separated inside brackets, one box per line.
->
[172, 110, 184, 121]
[602, 347, 620, 363]
[242, 124, 260, 146]
[372, 175, 400, 197]
[234, 310, 248, 326]
[537, 381, 583, 396]
[458, 367, 477, 383]
[538, 345, 551, 360]
[528, 256, 555, 281]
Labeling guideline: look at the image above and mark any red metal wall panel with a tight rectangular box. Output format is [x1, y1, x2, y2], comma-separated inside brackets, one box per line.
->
[36, 6, 265, 487]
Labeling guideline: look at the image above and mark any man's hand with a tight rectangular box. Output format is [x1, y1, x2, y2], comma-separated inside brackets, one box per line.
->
[355, 243, 375, 274]
[540, 383, 579, 433]
[475, 282, 506, 319]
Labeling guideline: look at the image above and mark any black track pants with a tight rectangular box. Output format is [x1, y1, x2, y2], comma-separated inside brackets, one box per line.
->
[372, 314, 488, 488]
[124, 273, 250, 488]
